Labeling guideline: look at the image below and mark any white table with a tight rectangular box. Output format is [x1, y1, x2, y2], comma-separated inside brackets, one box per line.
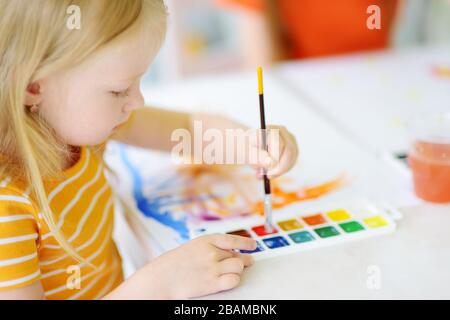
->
[274, 45, 450, 155]
[203, 203, 450, 299]
[112, 46, 450, 299]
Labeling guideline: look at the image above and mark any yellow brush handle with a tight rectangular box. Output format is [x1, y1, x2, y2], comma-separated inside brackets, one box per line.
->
[257, 66, 264, 95]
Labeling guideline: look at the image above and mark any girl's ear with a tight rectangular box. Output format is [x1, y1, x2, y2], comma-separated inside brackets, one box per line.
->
[24, 82, 42, 107]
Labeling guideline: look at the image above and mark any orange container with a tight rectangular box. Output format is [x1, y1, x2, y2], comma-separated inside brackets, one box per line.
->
[408, 141, 450, 203]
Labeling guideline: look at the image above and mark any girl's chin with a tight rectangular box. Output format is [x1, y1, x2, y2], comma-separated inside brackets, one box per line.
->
[113, 121, 127, 131]
[74, 134, 112, 146]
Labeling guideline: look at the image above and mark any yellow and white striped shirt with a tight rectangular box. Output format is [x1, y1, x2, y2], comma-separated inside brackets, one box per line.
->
[0, 146, 123, 299]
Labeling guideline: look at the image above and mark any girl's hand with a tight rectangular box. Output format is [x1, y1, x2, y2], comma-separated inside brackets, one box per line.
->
[113, 234, 256, 299]
[254, 124, 299, 179]
[189, 113, 299, 178]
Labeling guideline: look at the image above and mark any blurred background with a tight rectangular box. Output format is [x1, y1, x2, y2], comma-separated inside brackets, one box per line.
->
[143, 0, 450, 85]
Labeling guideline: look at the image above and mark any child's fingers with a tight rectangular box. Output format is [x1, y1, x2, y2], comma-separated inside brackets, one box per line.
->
[213, 247, 235, 261]
[207, 234, 257, 251]
[247, 125, 298, 178]
[267, 126, 285, 164]
[216, 273, 241, 292]
[214, 248, 254, 265]
[217, 249, 254, 266]
[248, 128, 280, 168]
[251, 151, 276, 179]
[232, 251, 254, 267]
[267, 130, 298, 178]
[266, 146, 293, 177]
[247, 145, 276, 169]
[250, 126, 294, 170]
[218, 257, 245, 275]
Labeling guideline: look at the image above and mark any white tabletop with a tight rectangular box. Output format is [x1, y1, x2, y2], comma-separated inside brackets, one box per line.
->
[273, 45, 450, 155]
[202, 203, 450, 300]
[113, 46, 450, 299]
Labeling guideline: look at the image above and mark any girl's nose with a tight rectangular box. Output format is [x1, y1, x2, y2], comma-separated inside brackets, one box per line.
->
[123, 90, 144, 112]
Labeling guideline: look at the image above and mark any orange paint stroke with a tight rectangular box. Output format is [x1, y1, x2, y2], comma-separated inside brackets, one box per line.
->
[251, 174, 347, 215]
[173, 165, 347, 219]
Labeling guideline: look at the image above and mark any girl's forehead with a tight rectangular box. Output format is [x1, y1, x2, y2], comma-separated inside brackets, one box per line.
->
[81, 34, 157, 81]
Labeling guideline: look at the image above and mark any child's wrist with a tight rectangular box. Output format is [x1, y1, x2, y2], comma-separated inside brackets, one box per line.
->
[131, 261, 174, 299]
[102, 261, 172, 299]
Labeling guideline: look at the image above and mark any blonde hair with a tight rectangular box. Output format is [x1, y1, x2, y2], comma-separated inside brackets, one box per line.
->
[0, 0, 167, 268]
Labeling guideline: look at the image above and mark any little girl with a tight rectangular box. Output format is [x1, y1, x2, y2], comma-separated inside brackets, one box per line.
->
[0, 0, 298, 299]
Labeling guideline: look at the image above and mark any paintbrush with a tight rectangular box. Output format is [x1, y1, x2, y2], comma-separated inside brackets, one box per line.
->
[257, 66, 273, 233]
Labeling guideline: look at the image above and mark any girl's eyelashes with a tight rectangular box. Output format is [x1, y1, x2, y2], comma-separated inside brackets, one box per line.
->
[110, 79, 139, 97]
[110, 88, 130, 97]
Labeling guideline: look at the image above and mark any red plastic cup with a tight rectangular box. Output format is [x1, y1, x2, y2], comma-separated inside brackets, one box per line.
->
[408, 112, 450, 203]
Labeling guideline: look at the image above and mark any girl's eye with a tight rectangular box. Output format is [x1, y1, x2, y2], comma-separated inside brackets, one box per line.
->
[111, 88, 130, 97]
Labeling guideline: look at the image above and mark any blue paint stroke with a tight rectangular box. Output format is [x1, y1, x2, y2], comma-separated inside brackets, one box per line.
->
[118, 145, 191, 241]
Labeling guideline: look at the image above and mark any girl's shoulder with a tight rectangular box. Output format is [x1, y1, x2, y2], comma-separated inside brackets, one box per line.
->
[0, 177, 39, 219]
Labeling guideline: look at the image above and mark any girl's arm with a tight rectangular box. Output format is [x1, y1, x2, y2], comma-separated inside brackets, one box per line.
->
[110, 107, 250, 154]
[112, 106, 255, 166]
[0, 234, 256, 300]
[111, 106, 298, 178]
[0, 282, 46, 300]
[110, 106, 192, 152]
[101, 234, 256, 300]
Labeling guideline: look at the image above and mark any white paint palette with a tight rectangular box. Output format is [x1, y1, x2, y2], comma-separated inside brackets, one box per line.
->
[192, 199, 401, 260]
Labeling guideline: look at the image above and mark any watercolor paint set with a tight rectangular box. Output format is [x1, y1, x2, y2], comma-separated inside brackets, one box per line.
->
[192, 199, 402, 260]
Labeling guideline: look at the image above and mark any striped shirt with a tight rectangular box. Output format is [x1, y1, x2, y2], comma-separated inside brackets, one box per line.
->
[0, 146, 123, 299]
